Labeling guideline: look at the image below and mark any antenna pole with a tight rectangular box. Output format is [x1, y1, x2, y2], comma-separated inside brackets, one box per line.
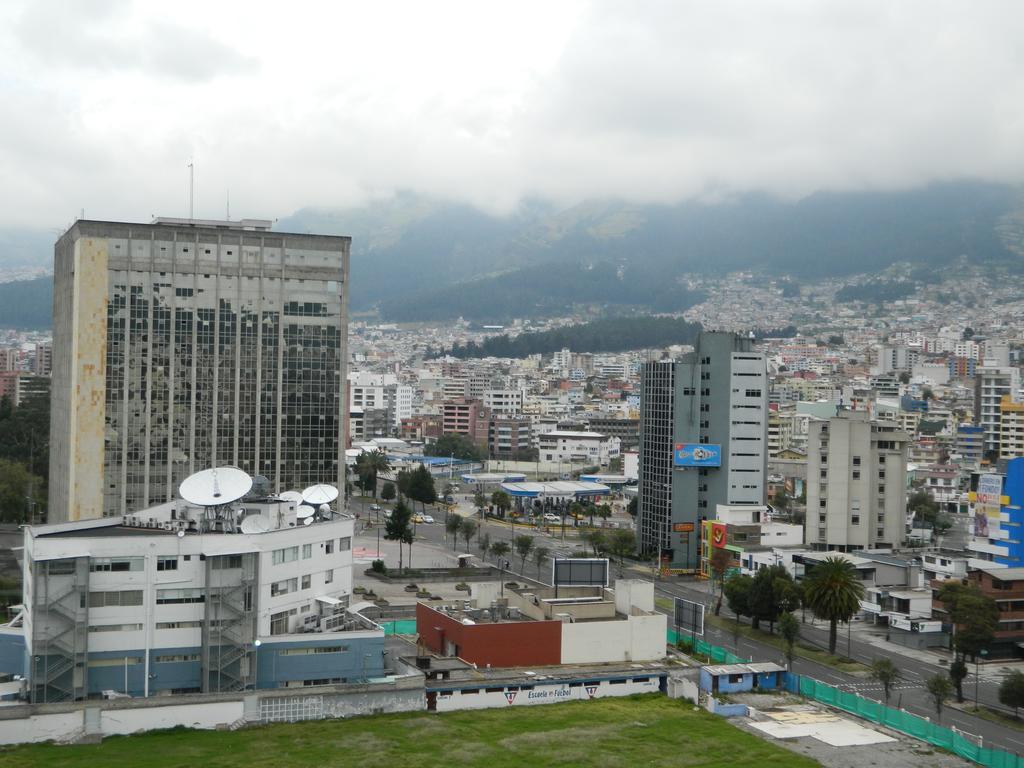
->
[226, 189, 230, 220]
[188, 160, 194, 221]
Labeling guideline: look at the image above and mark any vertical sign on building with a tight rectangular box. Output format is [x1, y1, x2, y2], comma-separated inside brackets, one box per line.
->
[974, 474, 1003, 538]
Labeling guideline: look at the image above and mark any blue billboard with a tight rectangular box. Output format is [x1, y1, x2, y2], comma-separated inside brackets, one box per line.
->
[673, 443, 721, 468]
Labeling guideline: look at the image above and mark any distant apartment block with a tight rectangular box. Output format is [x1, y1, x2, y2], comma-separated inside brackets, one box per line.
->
[805, 411, 909, 551]
[975, 365, 1020, 456]
[440, 398, 491, 449]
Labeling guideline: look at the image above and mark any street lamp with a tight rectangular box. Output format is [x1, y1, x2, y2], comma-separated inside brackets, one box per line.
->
[975, 648, 988, 709]
[253, 639, 262, 690]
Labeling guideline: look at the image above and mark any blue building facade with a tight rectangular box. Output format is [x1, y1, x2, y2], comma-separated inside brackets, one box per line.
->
[996, 458, 1024, 567]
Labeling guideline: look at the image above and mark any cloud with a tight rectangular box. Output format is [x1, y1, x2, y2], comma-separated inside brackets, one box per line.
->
[14, 0, 256, 82]
[0, 0, 1022, 230]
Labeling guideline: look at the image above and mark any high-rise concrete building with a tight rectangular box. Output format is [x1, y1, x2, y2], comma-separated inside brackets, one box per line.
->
[33, 341, 53, 377]
[975, 365, 1020, 456]
[49, 218, 350, 522]
[999, 395, 1024, 459]
[805, 411, 909, 551]
[637, 332, 768, 570]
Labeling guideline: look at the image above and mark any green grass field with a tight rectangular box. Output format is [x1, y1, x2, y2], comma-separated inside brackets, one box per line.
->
[0, 695, 819, 768]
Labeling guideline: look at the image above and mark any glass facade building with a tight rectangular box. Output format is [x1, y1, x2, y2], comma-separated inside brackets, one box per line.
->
[49, 219, 350, 521]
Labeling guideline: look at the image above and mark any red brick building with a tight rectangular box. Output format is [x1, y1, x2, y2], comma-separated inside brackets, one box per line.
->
[416, 603, 561, 667]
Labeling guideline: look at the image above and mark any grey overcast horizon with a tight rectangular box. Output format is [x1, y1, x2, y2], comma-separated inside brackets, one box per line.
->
[1, 0, 1022, 229]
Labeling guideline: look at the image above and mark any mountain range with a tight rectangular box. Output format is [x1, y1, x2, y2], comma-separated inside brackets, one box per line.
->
[2, 181, 1022, 329]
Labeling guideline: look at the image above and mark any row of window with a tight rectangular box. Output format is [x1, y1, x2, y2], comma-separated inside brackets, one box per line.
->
[272, 538, 351, 565]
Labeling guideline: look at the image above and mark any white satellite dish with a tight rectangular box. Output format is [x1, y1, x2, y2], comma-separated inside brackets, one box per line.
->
[296, 504, 316, 520]
[303, 517, 314, 526]
[239, 516, 270, 534]
[318, 503, 331, 515]
[302, 484, 339, 505]
[179, 467, 253, 507]
[279, 490, 304, 505]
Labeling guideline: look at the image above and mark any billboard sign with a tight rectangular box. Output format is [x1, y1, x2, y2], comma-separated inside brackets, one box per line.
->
[974, 474, 1003, 538]
[711, 522, 727, 549]
[673, 522, 695, 533]
[673, 443, 721, 468]
[552, 558, 609, 587]
[674, 598, 704, 637]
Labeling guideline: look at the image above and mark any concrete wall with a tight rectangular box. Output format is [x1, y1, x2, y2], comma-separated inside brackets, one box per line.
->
[0, 676, 424, 745]
[560, 613, 666, 664]
[432, 675, 661, 712]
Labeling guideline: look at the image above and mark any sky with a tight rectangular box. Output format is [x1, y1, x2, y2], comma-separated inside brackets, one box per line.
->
[1, 0, 1023, 228]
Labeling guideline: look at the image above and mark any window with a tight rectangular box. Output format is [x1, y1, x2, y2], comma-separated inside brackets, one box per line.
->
[280, 645, 348, 656]
[324, 569, 334, 584]
[156, 621, 203, 630]
[155, 654, 201, 663]
[879, 470, 886, 479]
[156, 588, 205, 604]
[273, 547, 299, 565]
[744, 389, 762, 398]
[89, 590, 144, 608]
[90, 557, 144, 572]
[302, 544, 313, 559]
[212, 555, 243, 569]
[338, 537, 351, 552]
[819, 499, 827, 508]
[853, 456, 861, 466]
[325, 540, 335, 555]
[301, 574, 311, 590]
[89, 623, 143, 633]
[157, 557, 178, 571]
[852, 471, 860, 479]
[271, 608, 297, 635]
[89, 657, 142, 668]
[820, 469, 828, 479]
[271, 578, 298, 597]
[852, 516, 860, 525]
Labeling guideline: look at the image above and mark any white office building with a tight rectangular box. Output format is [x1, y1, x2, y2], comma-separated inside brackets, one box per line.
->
[538, 431, 620, 468]
[22, 486, 383, 703]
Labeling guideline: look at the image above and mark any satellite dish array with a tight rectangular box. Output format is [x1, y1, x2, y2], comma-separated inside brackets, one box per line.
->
[177, 466, 339, 535]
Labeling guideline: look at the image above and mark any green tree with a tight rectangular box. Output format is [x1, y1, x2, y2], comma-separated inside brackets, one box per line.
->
[949, 659, 969, 704]
[445, 515, 462, 549]
[478, 532, 491, 557]
[748, 565, 796, 634]
[473, 488, 487, 517]
[626, 497, 638, 518]
[779, 612, 799, 669]
[380, 481, 396, 503]
[724, 573, 753, 648]
[459, 518, 478, 550]
[596, 503, 613, 527]
[490, 540, 511, 567]
[926, 674, 953, 721]
[425, 434, 483, 461]
[804, 556, 865, 655]
[870, 658, 901, 704]
[583, 529, 608, 557]
[491, 490, 512, 519]
[907, 488, 939, 528]
[709, 547, 732, 616]
[383, 500, 413, 572]
[937, 581, 998, 660]
[533, 546, 550, 578]
[607, 529, 636, 568]
[408, 464, 437, 512]
[514, 535, 534, 574]
[999, 670, 1024, 718]
[396, 468, 415, 499]
[0, 459, 44, 523]
[355, 449, 392, 503]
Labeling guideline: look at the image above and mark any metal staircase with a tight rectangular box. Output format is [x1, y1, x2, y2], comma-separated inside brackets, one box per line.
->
[203, 554, 258, 693]
[31, 557, 88, 703]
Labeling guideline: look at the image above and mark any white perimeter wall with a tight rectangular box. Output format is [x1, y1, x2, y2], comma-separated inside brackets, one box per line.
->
[560, 613, 666, 665]
[434, 676, 659, 712]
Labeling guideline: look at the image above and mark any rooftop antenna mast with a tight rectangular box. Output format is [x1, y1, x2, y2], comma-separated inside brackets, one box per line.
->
[187, 159, 194, 221]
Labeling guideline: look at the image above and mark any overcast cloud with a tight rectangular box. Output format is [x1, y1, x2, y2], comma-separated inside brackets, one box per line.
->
[1, 0, 1022, 228]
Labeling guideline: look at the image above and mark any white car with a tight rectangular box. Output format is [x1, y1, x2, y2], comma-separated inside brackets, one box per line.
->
[543, 513, 562, 523]
[420, 515, 435, 524]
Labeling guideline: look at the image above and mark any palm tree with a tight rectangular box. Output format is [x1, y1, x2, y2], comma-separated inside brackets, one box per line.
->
[803, 556, 864, 656]
[533, 546, 551, 579]
[870, 658, 901, 704]
[357, 449, 392, 509]
[445, 515, 462, 549]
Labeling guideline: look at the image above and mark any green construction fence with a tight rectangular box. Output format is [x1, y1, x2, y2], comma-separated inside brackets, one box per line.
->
[669, 630, 750, 665]
[798, 676, 1024, 768]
